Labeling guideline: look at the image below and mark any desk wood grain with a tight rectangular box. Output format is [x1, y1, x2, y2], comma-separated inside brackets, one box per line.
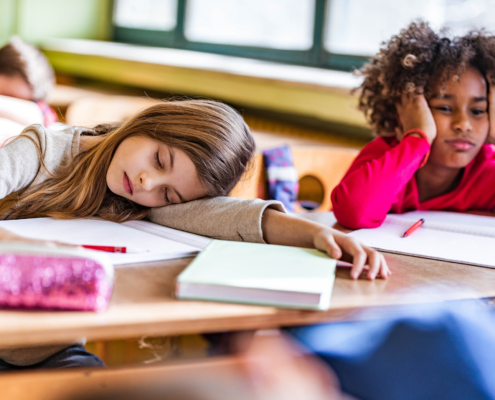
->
[1, 249, 495, 347]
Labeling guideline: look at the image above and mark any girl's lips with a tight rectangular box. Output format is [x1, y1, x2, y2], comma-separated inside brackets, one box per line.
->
[123, 172, 133, 195]
[445, 139, 475, 151]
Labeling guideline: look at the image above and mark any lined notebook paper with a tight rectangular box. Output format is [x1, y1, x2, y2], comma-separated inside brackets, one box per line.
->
[176, 240, 337, 310]
[0, 218, 211, 266]
[349, 211, 495, 268]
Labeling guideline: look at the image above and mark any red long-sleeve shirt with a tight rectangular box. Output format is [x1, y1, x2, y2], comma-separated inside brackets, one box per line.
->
[331, 135, 495, 229]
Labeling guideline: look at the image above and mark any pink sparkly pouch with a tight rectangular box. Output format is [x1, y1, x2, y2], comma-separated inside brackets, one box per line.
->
[0, 243, 114, 312]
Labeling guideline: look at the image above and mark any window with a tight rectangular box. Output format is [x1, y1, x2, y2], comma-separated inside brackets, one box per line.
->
[114, 0, 178, 31]
[113, 0, 495, 71]
[325, 0, 495, 57]
[184, 0, 315, 50]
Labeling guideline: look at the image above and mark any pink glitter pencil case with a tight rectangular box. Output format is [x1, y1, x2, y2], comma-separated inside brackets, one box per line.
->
[0, 243, 114, 312]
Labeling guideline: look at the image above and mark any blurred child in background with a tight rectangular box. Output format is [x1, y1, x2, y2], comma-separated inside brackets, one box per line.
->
[0, 36, 57, 145]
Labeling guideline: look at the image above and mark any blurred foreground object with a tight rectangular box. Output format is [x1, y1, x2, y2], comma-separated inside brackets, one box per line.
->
[65, 331, 348, 400]
[289, 301, 495, 400]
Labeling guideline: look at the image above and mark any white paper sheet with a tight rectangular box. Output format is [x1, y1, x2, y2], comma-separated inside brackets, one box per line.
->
[122, 220, 211, 249]
[349, 211, 495, 268]
[0, 218, 203, 266]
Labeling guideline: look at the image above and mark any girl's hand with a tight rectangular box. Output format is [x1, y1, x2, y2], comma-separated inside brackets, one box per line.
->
[261, 209, 390, 280]
[395, 91, 436, 143]
[313, 226, 390, 280]
[487, 78, 495, 145]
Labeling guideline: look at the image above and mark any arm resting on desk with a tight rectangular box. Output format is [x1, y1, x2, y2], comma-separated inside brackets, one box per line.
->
[149, 197, 285, 243]
[150, 197, 390, 280]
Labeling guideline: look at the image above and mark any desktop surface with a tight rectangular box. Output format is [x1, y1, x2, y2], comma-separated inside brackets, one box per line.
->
[1, 249, 495, 347]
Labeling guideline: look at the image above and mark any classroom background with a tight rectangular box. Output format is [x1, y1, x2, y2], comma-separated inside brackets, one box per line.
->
[0, 0, 493, 207]
[2, 1, 495, 399]
[3, 0, 494, 210]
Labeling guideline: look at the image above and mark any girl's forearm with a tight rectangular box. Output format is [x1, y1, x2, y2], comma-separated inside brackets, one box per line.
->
[261, 208, 324, 247]
[0, 95, 43, 126]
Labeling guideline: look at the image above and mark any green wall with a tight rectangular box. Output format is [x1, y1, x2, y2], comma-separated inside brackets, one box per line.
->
[0, 0, 112, 46]
[0, 0, 17, 45]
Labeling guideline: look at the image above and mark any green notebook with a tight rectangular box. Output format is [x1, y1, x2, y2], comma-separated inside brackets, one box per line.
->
[175, 240, 337, 310]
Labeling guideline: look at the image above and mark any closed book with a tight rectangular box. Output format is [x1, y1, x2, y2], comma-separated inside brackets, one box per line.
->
[176, 240, 336, 310]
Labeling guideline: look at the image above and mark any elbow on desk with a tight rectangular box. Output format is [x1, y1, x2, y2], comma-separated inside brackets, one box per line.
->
[332, 192, 384, 230]
[333, 208, 383, 230]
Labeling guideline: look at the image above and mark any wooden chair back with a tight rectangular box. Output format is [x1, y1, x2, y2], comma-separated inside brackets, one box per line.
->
[291, 146, 358, 211]
[230, 146, 358, 212]
[229, 153, 265, 199]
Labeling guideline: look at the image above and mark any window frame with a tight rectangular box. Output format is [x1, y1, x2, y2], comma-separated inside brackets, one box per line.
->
[112, 0, 369, 71]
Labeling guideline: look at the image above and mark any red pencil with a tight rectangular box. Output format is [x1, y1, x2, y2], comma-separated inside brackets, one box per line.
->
[402, 219, 425, 238]
[82, 245, 146, 253]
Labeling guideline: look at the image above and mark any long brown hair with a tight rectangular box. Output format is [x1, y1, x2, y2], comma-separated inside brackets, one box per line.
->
[0, 100, 255, 222]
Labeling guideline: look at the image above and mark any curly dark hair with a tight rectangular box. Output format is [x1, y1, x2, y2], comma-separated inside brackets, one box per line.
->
[357, 21, 495, 135]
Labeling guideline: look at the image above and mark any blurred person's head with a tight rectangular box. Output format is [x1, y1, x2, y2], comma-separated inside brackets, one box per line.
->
[0, 36, 55, 101]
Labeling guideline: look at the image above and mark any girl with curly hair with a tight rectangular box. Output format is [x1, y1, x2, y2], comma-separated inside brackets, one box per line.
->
[332, 21, 495, 230]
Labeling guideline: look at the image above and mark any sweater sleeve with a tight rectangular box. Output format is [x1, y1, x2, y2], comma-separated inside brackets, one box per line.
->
[149, 197, 286, 243]
[331, 136, 430, 229]
[0, 134, 41, 199]
[0, 125, 77, 202]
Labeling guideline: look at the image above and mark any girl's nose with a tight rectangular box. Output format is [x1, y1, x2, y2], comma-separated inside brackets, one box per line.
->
[139, 173, 156, 191]
[452, 112, 472, 135]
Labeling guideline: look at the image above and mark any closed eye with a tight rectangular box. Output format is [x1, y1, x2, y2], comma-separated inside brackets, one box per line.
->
[163, 187, 170, 204]
[155, 152, 163, 169]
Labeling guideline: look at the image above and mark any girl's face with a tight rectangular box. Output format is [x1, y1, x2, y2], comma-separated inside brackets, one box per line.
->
[427, 67, 489, 168]
[106, 136, 208, 207]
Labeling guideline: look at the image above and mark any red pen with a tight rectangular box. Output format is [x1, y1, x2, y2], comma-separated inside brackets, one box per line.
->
[82, 245, 146, 253]
[402, 218, 425, 238]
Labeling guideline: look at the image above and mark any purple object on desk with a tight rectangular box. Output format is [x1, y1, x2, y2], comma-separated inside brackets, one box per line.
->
[0, 244, 114, 312]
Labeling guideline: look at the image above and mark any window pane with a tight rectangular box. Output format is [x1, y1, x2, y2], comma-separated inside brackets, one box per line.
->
[114, 0, 178, 31]
[185, 0, 315, 50]
[325, 0, 495, 56]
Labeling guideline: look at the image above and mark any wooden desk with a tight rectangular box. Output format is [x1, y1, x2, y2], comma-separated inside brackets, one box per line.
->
[1, 213, 495, 347]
